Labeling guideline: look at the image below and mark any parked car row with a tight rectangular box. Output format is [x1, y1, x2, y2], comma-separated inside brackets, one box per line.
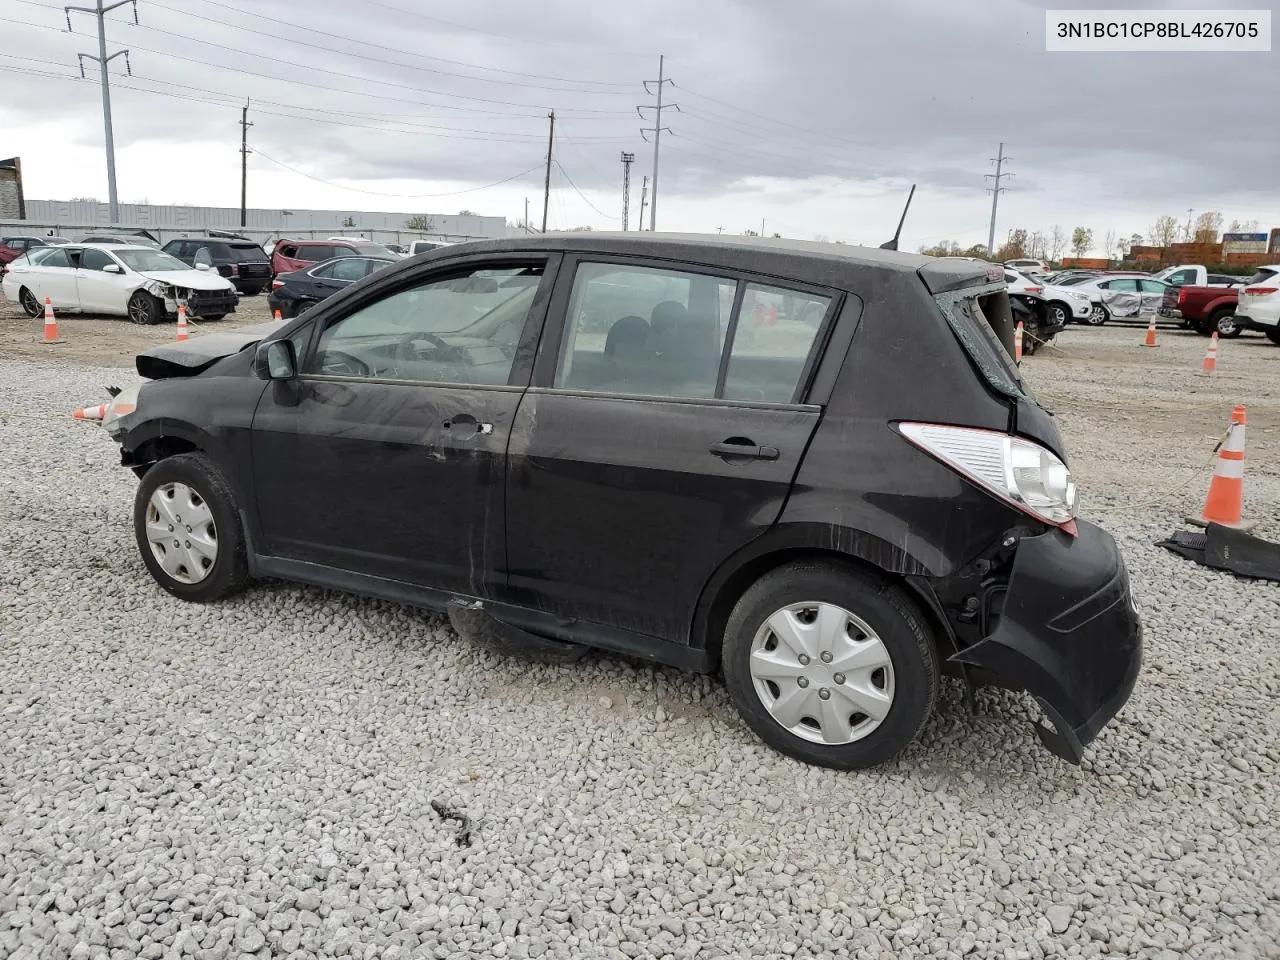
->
[1, 243, 239, 323]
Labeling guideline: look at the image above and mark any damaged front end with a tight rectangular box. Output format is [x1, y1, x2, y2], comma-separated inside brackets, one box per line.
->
[942, 519, 1143, 763]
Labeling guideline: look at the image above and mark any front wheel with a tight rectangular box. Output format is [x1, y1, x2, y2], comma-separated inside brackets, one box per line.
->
[1266, 328, 1280, 345]
[19, 287, 42, 319]
[133, 453, 249, 602]
[127, 290, 163, 325]
[1210, 309, 1241, 338]
[1086, 304, 1107, 326]
[722, 562, 940, 770]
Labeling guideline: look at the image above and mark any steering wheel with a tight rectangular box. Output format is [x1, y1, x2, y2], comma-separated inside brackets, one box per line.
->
[395, 331, 473, 365]
[317, 350, 371, 378]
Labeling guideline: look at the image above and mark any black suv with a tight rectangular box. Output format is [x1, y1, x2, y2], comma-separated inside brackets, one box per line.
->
[92, 234, 1141, 769]
[162, 237, 273, 295]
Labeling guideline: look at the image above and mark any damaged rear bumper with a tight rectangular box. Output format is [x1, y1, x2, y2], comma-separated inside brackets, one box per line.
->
[951, 519, 1143, 763]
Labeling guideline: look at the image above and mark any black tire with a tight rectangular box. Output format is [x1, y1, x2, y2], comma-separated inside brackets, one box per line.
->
[200, 313, 228, 322]
[1209, 308, 1241, 338]
[295, 300, 316, 317]
[721, 561, 940, 770]
[1086, 304, 1107, 326]
[1046, 302, 1070, 328]
[447, 605, 586, 665]
[19, 287, 42, 319]
[1267, 328, 1280, 345]
[127, 290, 163, 325]
[1193, 319, 1212, 336]
[132, 453, 249, 603]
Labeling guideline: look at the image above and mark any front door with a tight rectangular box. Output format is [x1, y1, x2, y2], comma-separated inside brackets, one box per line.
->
[250, 256, 556, 597]
[74, 247, 126, 313]
[504, 258, 834, 644]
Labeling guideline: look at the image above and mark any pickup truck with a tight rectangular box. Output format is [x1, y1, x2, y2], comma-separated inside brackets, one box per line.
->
[1153, 264, 1242, 288]
[1158, 285, 1241, 336]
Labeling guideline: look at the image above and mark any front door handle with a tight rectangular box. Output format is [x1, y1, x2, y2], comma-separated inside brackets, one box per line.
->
[710, 438, 780, 462]
[442, 414, 494, 440]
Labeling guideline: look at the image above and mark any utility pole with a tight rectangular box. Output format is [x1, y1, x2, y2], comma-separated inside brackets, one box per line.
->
[638, 55, 677, 231]
[541, 110, 555, 233]
[524, 197, 530, 234]
[620, 152, 635, 231]
[638, 176, 648, 232]
[985, 142, 1013, 255]
[66, 0, 138, 225]
[240, 100, 252, 228]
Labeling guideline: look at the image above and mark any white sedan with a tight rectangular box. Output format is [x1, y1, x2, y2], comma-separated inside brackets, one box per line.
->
[1235, 265, 1280, 344]
[2, 244, 238, 324]
[1005, 269, 1099, 326]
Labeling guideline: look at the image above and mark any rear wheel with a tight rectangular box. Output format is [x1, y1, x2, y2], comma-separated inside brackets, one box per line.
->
[1210, 309, 1241, 338]
[721, 561, 939, 770]
[1267, 328, 1280, 345]
[127, 290, 162, 325]
[1046, 302, 1070, 328]
[201, 313, 228, 322]
[19, 286, 41, 319]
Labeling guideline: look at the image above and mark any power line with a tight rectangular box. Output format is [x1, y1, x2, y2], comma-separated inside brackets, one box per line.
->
[252, 150, 544, 199]
[553, 159, 612, 221]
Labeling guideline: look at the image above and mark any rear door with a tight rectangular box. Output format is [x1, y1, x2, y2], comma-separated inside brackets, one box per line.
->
[503, 257, 835, 644]
[21, 247, 80, 308]
[1099, 278, 1142, 319]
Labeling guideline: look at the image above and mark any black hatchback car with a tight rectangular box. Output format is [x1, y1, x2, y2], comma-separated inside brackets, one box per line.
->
[92, 234, 1142, 769]
[162, 237, 273, 296]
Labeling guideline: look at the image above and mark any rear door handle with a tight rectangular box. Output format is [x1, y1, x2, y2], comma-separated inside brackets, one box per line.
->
[710, 438, 780, 461]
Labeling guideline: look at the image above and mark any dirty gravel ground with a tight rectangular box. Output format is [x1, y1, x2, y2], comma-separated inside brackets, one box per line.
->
[0, 317, 1277, 959]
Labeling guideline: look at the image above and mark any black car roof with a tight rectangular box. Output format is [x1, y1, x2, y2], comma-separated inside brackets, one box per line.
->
[432, 232, 994, 295]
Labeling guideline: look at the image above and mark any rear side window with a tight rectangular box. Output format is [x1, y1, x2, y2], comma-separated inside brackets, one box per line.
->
[278, 244, 298, 259]
[300, 245, 334, 262]
[934, 286, 1023, 398]
[554, 262, 827, 403]
[1245, 268, 1277, 284]
[39, 249, 72, 269]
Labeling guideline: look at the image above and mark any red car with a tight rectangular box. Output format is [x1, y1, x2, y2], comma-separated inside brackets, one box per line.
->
[0, 236, 50, 265]
[270, 238, 397, 277]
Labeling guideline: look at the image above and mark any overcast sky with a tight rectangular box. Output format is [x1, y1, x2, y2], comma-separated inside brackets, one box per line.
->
[1, 0, 1277, 251]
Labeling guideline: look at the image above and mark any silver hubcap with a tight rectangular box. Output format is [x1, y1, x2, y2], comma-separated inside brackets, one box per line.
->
[1219, 316, 1235, 334]
[749, 602, 895, 746]
[1090, 306, 1105, 324]
[144, 482, 217, 584]
[129, 297, 147, 323]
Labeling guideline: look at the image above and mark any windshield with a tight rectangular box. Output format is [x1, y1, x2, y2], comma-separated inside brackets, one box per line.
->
[115, 249, 191, 272]
[354, 243, 397, 258]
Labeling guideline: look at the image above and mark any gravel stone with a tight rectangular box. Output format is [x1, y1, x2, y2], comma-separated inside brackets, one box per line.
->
[0, 325, 1278, 958]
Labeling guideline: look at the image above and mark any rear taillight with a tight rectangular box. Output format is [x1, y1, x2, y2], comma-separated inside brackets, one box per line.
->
[1025, 286, 1042, 294]
[271, 280, 285, 290]
[898, 422, 1078, 535]
[1244, 286, 1278, 296]
[1178, 287, 1187, 305]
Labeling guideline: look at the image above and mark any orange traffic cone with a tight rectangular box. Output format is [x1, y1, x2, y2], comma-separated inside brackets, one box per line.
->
[1144, 317, 1157, 347]
[41, 297, 62, 344]
[1191, 405, 1251, 529]
[1200, 332, 1218, 374]
[273, 309, 282, 321]
[176, 304, 189, 342]
[71, 403, 107, 421]
[1014, 321, 1024, 362]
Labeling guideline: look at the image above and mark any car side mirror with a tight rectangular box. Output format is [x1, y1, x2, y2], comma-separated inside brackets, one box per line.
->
[194, 262, 211, 271]
[254, 339, 297, 380]
[103, 263, 123, 274]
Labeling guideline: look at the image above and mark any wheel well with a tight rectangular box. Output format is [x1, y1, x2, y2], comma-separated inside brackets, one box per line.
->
[128, 436, 199, 475]
[696, 547, 953, 670]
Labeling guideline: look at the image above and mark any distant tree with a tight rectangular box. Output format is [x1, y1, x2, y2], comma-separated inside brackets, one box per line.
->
[1071, 227, 1093, 258]
[995, 228, 1028, 261]
[742, 228, 760, 237]
[1193, 210, 1223, 244]
[1226, 218, 1260, 234]
[1027, 230, 1046, 259]
[405, 214, 436, 232]
[1102, 229, 1116, 263]
[962, 243, 990, 259]
[458, 209, 478, 216]
[341, 216, 356, 228]
[771, 232, 782, 238]
[1048, 225, 1068, 262]
[1149, 215, 1179, 247]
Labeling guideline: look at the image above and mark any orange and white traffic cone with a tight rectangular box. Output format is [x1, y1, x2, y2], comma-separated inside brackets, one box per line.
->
[1191, 405, 1250, 529]
[1200, 332, 1218, 374]
[1014, 321, 1024, 362]
[71, 403, 108, 421]
[1143, 317, 1157, 347]
[41, 297, 62, 344]
[273, 309, 282, 321]
[176, 304, 189, 341]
